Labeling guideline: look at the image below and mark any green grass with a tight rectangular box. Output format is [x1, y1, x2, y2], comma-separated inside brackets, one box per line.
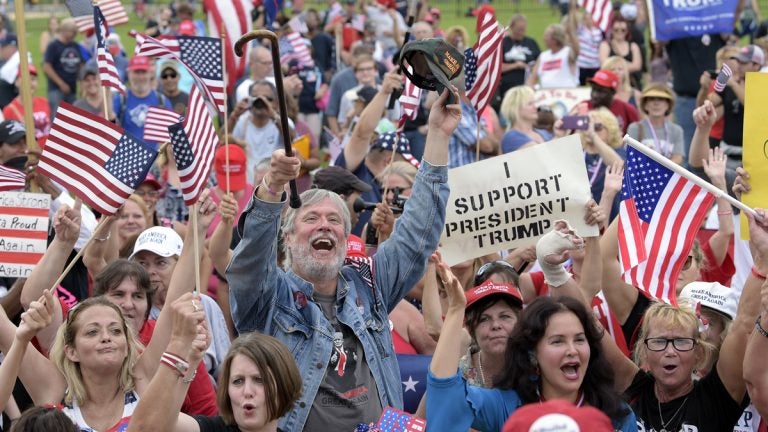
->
[14, 0, 768, 96]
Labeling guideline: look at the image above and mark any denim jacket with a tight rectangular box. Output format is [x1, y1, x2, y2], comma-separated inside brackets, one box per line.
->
[227, 161, 448, 430]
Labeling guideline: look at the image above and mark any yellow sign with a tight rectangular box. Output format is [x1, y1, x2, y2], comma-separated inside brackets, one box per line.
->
[740, 72, 768, 239]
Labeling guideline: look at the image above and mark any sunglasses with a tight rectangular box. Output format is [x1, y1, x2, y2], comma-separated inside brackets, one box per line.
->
[475, 260, 518, 282]
[161, 73, 178, 79]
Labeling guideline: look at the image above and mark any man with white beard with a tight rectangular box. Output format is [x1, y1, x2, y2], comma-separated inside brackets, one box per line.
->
[227, 87, 461, 431]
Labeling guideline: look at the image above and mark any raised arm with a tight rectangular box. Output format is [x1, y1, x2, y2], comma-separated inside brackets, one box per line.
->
[702, 147, 735, 266]
[20, 200, 81, 351]
[599, 217, 641, 325]
[0, 290, 54, 412]
[745, 279, 768, 417]
[688, 100, 718, 169]
[82, 216, 118, 277]
[209, 193, 237, 276]
[0, 291, 65, 405]
[579, 201, 608, 299]
[343, 70, 403, 171]
[126, 295, 207, 432]
[718, 210, 768, 403]
[429, 260, 466, 378]
[134, 192, 218, 382]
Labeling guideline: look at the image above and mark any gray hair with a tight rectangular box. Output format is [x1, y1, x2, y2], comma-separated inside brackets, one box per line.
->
[250, 80, 278, 99]
[281, 189, 352, 264]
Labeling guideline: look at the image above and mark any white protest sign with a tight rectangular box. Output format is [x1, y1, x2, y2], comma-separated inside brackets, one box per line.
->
[0, 192, 51, 278]
[439, 135, 598, 266]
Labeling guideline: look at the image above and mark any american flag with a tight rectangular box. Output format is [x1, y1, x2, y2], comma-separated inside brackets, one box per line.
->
[0, 165, 25, 192]
[398, 65, 421, 127]
[168, 85, 219, 205]
[279, 32, 315, 68]
[144, 107, 181, 143]
[464, 9, 504, 117]
[66, 0, 127, 34]
[37, 103, 158, 216]
[94, 6, 125, 95]
[577, 0, 612, 32]
[133, 33, 225, 114]
[618, 146, 714, 304]
[203, 0, 253, 95]
[376, 406, 426, 431]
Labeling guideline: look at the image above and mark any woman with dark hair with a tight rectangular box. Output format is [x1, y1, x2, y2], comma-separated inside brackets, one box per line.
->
[9, 407, 79, 432]
[126, 324, 303, 431]
[426, 257, 635, 431]
[598, 16, 643, 88]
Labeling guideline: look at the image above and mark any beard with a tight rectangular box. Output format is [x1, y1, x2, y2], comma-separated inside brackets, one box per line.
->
[288, 237, 347, 282]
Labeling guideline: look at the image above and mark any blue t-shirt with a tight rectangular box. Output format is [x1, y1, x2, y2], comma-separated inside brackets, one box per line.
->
[113, 90, 173, 150]
[501, 128, 553, 153]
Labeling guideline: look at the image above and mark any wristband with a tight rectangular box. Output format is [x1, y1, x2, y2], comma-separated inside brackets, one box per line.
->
[752, 266, 767, 280]
[261, 175, 281, 196]
[182, 366, 197, 384]
[94, 231, 111, 242]
[717, 210, 733, 216]
[160, 352, 189, 377]
[756, 315, 768, 339]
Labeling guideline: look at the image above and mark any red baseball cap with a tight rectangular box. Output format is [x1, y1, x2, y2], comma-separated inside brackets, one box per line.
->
[214, 144, 247, 192]
[502, 400, 613, 432]
[465, 279, 523, 310]
[128, 56, 152, 72]
[179, 20, 196, 36]
[141, 172, 162, 190]
[588, 69, 619, 91]
[346, 235, 367, 258]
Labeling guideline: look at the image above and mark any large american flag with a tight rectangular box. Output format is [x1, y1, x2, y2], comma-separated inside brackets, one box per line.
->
[577, 0, 612, 32]
[94, 6, 125, 96]
[144, 107, 181, 143]
[203, 0, 253, 95]
[133, 33, 225, 114]
[37, 103, 158, 216]
[0, 165, 25, 192]
[397, 65, 421, 129]
[618, 146, 714, 304]
[463, 9, 504, 117]
[66, 0, 128, 34]
[168, 85, 219, 205]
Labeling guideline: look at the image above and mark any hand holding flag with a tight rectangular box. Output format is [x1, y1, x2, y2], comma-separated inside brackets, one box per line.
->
[713, 63, 732, 93]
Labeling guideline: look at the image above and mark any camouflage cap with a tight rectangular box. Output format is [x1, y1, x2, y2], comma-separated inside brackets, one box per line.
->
[400, 38, 464, 96]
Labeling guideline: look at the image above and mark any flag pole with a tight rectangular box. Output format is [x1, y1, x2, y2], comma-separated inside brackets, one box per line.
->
[191, 203, 201, 296]
[14, 0, 38, 192]
[47, 216, 113, 293]
[221, 27, 230, 194]
[623, 135, 757, 217]
[474, 115, 480, 162]
[102, 87, 110, 120]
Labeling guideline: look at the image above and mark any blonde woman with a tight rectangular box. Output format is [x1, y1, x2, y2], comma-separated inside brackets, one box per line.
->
[499, 86, 552, 153]
[527, 24, 579, 89]
[602, 56, 642, 107]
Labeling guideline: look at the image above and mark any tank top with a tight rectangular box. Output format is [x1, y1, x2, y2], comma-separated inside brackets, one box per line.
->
[537, 46, 579, 88]
[577, 25, 603, 69]
[60, 391, 139, 432]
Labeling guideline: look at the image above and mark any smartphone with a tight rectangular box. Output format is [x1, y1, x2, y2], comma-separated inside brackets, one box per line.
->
[561, 115, 590, 130]
[708, 69, 719, 79]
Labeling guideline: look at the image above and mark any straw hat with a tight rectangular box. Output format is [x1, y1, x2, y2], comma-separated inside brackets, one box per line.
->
[640, 83, 675, 115]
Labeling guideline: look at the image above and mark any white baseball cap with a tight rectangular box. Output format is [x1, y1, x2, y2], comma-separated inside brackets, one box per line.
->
[129, 226, 183, 259]
[679, 281, 738, 320]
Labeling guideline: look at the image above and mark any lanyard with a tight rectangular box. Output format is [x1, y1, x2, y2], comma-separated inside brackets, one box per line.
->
[646, 119, 671, 156]
[585, 153, 603, 186]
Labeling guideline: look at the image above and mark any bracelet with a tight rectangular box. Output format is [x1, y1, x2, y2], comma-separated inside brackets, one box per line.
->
[752, 266, 767, 280]
[261, 175, 280, 196]
[93, 231, 111, 242]
[756, 315, 768, 339]
[182, 367, 198, 384]
[717, 210, 733, 216]
[160, 352, 189, 377]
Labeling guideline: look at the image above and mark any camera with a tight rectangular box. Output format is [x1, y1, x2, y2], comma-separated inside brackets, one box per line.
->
[358, 189, 408, 247]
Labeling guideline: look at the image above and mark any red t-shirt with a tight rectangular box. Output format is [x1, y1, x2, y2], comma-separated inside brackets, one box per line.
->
[59, 299, 219, 416]
[585, 98, 640, 135]
[3, 96, 50, 148]
[698, 232, 735, 287]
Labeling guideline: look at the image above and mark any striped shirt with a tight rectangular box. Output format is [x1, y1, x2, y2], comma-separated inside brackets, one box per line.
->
[577, 25, 604, 69]
[448, 100, 488, 168]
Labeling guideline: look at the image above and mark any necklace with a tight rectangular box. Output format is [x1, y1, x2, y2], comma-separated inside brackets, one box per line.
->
[476, 352, 487, 387]
[657, 396, 689, 432]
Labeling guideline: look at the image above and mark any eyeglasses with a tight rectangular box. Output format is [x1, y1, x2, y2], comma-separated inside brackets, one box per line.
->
[379, 186, 410, 196]
[682, 255, 694, 270]
[355, 66, 376, 73]
[593, 123, 605, 132]
[644, 337, 696, 352]
[476, 260, 517, 281]
[135, 190, 159, 198]
[161, 73, 178, 80]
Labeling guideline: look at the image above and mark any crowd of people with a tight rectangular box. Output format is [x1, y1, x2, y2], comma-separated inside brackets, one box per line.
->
[1, 0, 768, 430]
